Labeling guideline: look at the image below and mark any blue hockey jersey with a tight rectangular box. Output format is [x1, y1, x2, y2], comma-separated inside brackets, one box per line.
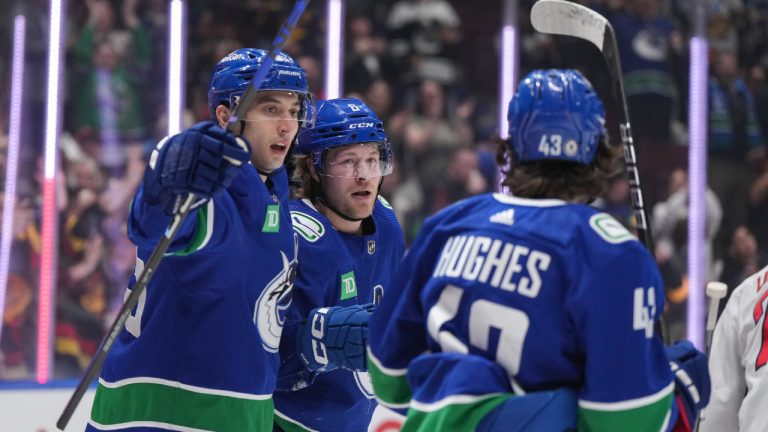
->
[274, 196, 405, 432]
[368, 193, 675, 431]
[88, 164, 297, 431]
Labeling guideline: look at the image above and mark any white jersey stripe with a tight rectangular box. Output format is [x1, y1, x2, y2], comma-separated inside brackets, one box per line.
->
[98, 376, 272, 400]
[578, 382, 674, 411]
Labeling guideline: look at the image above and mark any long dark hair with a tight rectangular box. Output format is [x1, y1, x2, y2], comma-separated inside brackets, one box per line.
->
[495, 136, 622, 203]
[290, 154, 320, 200]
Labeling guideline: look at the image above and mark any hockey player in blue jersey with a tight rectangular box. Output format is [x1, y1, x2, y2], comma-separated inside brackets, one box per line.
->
[367, 69, 710, 431]
[87, 48, 314, 431]
[273, 98, 405, 431]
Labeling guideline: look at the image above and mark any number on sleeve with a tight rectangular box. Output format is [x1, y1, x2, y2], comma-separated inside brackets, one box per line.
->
[125, 257, 147, 338]
[753, 289, 768, 369]
[632, 287, 656, 338]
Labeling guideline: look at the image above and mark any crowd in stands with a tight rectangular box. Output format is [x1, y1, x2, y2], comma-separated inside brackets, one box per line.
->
[0, 0, 767, 379]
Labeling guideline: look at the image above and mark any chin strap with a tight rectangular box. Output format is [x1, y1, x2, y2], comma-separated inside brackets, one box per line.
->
[314, 176, 385, 222]
[315, 192, 365, 222]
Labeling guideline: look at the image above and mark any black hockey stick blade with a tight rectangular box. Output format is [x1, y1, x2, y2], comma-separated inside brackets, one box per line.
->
[56, 1, 311, 429]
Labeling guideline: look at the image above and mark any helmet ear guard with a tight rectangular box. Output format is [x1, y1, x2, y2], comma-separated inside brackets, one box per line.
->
[296, 98, 393, 178]
[507, 69, 606, 165]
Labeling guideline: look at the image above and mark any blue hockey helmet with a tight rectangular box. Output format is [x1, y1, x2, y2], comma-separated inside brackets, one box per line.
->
[295, 98, 393, 178]
[207, 48, 312, 123]
[507, 69, 606, 165]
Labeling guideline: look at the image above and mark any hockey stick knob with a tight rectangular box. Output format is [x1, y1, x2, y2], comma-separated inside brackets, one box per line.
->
[705, 281, 727, 300]
[705, 282, 727, 331]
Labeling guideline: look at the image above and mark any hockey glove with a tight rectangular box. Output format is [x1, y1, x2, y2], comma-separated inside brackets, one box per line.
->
[143, 121, 250, 213]
[666, 340, 711, 431]
[297, 304, 372, 372]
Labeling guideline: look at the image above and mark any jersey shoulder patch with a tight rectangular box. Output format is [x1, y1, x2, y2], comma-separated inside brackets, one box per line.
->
[377, 195, 393, 209]
[588, 213, 636, 244]
[291, 210, 325, 242]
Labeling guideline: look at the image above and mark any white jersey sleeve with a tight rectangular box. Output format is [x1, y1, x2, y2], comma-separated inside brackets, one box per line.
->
[699, 265, 768, 432]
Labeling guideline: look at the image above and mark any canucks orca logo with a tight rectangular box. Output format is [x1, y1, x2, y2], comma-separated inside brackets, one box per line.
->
[254, 234, 298, 353]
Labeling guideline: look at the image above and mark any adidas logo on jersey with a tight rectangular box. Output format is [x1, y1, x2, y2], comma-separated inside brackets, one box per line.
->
[490, 209, 515, 226]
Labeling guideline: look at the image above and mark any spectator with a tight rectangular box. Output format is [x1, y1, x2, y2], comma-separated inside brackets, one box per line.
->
[609, 0, 684, 144]
[652, 168, 723, 280]
[402, 79, 472, 198]
[428, 146, 488, 212]
[386, 0, 463, 87]
[345, 14, 400, 94]
[708, 49, 766, 257]
[720, 226, 768, 309]
[70, 0, 151, 179]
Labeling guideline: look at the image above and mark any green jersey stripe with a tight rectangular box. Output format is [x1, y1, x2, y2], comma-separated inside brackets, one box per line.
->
[410, 393, 505, 412]
[98, 376, 272, 400]
[578, 387, 673, 432]
[274, 410, 320, 432]
[579, 382, 674, 411]
[170, 200, 214, 256]
[404, 393, 509, 432]
[90, 380, 274, 431]
[368, 352, 411, 408]
[367, 349, 407, 376]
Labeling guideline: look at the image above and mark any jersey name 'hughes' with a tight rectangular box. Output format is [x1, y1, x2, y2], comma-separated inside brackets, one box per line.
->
[432, 235, 551, 298]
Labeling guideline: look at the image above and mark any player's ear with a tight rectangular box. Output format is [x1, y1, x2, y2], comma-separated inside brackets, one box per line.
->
[215, 105, 231, 129]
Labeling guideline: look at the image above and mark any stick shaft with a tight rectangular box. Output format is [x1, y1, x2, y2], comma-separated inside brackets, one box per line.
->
[531, 0, 665, 343]
[705, 282, 728, 355]
[56, 2, 310, 429]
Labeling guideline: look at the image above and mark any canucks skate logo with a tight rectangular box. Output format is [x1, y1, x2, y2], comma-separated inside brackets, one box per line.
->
[254, 234, 298, 353]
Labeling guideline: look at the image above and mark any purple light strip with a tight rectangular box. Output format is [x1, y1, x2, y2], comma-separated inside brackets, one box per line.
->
[498, 0, 517, 192]
[498, 25, 516, 140]
[687, 36, 708, 350]
[0, 15, 27, 340]
[324, 0, 344, 99]
[167, 0, 186, 135]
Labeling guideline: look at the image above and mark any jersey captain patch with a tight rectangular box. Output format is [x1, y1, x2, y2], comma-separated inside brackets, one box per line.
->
[291, 210, 325, 242]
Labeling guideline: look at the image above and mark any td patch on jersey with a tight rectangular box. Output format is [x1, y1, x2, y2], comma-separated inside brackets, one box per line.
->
[589, 213, 635, 244]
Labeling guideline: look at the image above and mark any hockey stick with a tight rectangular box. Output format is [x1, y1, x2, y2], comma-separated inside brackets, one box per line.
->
[530, 0, 670, 344]
[704, 281, 727, 355]
[55, 1, 310, 429]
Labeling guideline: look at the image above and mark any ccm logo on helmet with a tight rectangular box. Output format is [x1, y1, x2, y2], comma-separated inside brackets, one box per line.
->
[349, 122, 374, 129]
